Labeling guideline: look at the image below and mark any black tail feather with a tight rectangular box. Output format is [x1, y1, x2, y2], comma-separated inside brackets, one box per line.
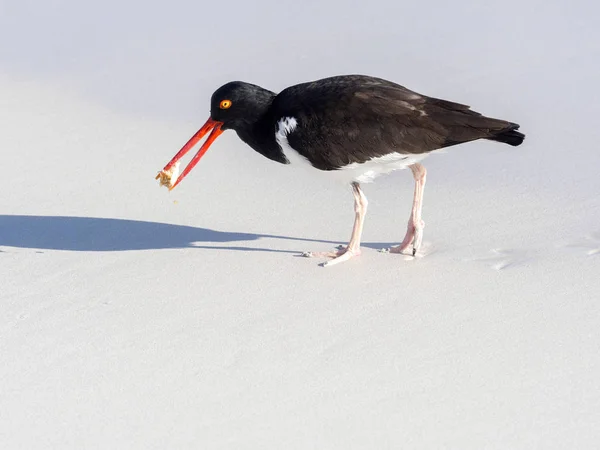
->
[487, 124, 525, 147]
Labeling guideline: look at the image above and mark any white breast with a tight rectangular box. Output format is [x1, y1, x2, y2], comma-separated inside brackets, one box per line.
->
[275, 116, 431, 184]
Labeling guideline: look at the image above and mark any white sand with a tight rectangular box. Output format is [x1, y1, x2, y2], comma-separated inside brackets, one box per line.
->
[1, 1, 599, 448]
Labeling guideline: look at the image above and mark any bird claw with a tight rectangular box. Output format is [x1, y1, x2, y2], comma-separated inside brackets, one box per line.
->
[322, 249, 358, 267]
[380, 220, 424, 256]
[300, 246, 360, 266]
[379, 245, 418, 256]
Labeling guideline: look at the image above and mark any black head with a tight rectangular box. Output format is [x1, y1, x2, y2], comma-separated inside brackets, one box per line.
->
[209, 81, 276, 130]
[155, 81, 277, 190]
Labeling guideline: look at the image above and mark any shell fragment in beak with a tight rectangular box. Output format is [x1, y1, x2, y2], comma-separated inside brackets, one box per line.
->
[156, 162, 180, 189]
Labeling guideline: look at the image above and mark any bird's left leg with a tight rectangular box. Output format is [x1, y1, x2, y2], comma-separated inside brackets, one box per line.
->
[387, 163, 427, 256]
[302, 182, 368, 267]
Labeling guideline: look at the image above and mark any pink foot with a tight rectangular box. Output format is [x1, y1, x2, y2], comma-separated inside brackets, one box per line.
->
[381, 219, 425, 256]
[302, 245, 361, 267]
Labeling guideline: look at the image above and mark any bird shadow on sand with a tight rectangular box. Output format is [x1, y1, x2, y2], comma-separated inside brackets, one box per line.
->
[0, 215, 393, 254]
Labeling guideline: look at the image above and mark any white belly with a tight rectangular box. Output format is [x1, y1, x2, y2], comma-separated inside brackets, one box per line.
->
[275, 117, 431, 184]
[334, 152, 430, 183]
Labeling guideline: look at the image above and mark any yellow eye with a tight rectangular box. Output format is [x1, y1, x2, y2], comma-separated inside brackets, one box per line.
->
[220, 99, 232, 109]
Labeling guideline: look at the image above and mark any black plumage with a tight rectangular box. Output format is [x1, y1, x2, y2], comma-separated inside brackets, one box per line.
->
[210, 75, 524, 170]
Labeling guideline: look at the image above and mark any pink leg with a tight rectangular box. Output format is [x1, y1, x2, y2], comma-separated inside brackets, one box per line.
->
[388, 163, 427, 256]
[302, 182, 368, 267]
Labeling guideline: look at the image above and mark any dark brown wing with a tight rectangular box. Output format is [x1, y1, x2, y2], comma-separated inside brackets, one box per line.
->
[272, 75, 520, 170]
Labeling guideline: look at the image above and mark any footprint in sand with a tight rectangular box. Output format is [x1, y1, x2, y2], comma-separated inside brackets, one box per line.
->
[468, 248, 534, 271]
[566, 231, 600, 256]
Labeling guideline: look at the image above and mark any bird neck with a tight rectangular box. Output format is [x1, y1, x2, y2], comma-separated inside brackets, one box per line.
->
[234, 108, 288, 165]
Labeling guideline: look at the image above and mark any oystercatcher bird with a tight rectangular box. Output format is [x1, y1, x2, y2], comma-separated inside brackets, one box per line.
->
[156, 75, 525, 266]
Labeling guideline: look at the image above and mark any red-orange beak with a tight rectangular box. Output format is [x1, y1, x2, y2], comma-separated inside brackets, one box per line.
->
[155, 117, 224, 190]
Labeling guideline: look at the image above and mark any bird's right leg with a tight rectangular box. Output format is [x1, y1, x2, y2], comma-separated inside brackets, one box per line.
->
[302, 182, 368, 266]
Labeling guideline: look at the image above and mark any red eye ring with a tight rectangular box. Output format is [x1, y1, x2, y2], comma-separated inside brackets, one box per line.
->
[220, 99, 232, 109]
